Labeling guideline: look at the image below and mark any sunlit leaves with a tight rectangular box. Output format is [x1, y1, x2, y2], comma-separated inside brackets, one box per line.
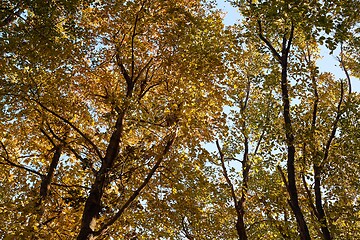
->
[1, 0, 359, 238]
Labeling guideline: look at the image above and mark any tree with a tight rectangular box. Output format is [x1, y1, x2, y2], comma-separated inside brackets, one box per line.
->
[225, 0, 359, 239]
[1, 0, 227, 238]
[1, 0, 359, 239]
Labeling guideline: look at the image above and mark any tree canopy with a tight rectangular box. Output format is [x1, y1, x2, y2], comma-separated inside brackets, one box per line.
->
[1, 0, 359, 239]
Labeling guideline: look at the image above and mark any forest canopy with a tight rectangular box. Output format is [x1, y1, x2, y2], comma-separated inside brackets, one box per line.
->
[0, 0, 359, 239]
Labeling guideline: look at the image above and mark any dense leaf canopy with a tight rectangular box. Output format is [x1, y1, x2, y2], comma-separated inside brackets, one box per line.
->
[0, 0, 359, 239]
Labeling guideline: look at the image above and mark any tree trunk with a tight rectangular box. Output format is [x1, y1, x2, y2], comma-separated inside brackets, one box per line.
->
[77, 113, 125, 240]
[236, 204, 248, 240]
[314, 165, 332, 240]
[236, 135, 250, 240]
[39, 146, 62, 200]
[36, 145, 62, 217]
[281, 55, 311, 240]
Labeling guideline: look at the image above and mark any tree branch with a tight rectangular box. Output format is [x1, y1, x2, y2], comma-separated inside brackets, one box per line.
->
[285, 22, 294, 59]
[33, 99, 103, 160]
[215, 140, 239, 211]
[51, 182, 91, 190]
[320, 80, 344, 168]
[276, 165, 288, 191]
[44, 126, 96, 174]
[0, 141, 44, 177]
[0, 3, 24, 28]
[94, 132, 177, 236]
[339, 44, 352, 95]
[258, 20, 282, 63]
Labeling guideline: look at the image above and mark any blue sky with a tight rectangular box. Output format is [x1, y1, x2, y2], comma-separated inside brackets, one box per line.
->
[216, 0, 360, 92]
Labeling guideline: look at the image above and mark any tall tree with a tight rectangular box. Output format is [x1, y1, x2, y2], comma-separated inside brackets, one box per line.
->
[1, 0, 359, 239]
[1, 0, 227, 238]
[229, 0, 359, 239]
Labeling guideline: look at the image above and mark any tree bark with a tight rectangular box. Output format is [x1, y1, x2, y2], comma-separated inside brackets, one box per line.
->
[314, 166, 332, 240]
[39, 146, 62, 199]
[281, 42, 311, 240]
[77, 112, 125, 240]
[307, 54, 332, 240]
[259, 21, 311, 239]
[236, 134, 249, 240]
[37, 145, 62, 213]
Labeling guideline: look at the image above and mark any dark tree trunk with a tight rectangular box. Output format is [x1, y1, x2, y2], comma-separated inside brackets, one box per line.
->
[259, 20, 311, 239]
[237, 135, 250, 240]
[314, 166, 332, 240]
[37, 145, 62, 216]
[77, 113, 125, 240]
[254, 22, 312, 240]
[309, 65, 332, 240]
[281, 55, 311, 240]
[39, 146, 62, 200]
[236, 204, 248, 240]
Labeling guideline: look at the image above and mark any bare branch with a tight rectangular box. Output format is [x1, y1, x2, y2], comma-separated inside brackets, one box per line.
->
[301, 172, 318, 218]
[0, 3, 24, 28]
[131, 8, 140, 80]
[115, 53, 133, 97]
[284, 22, 295, 59]
[253, 130, 265, 156]
[51, 182, 91, 190]
[40, 214, 60, 227]
[224, 157, 243, 163]
[241, 77, 251, 112]
[40, 128, 57, 147]
[139, 82, 161, 100]
[44, 125, 97, 174]
[134, 57, 153, 85]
